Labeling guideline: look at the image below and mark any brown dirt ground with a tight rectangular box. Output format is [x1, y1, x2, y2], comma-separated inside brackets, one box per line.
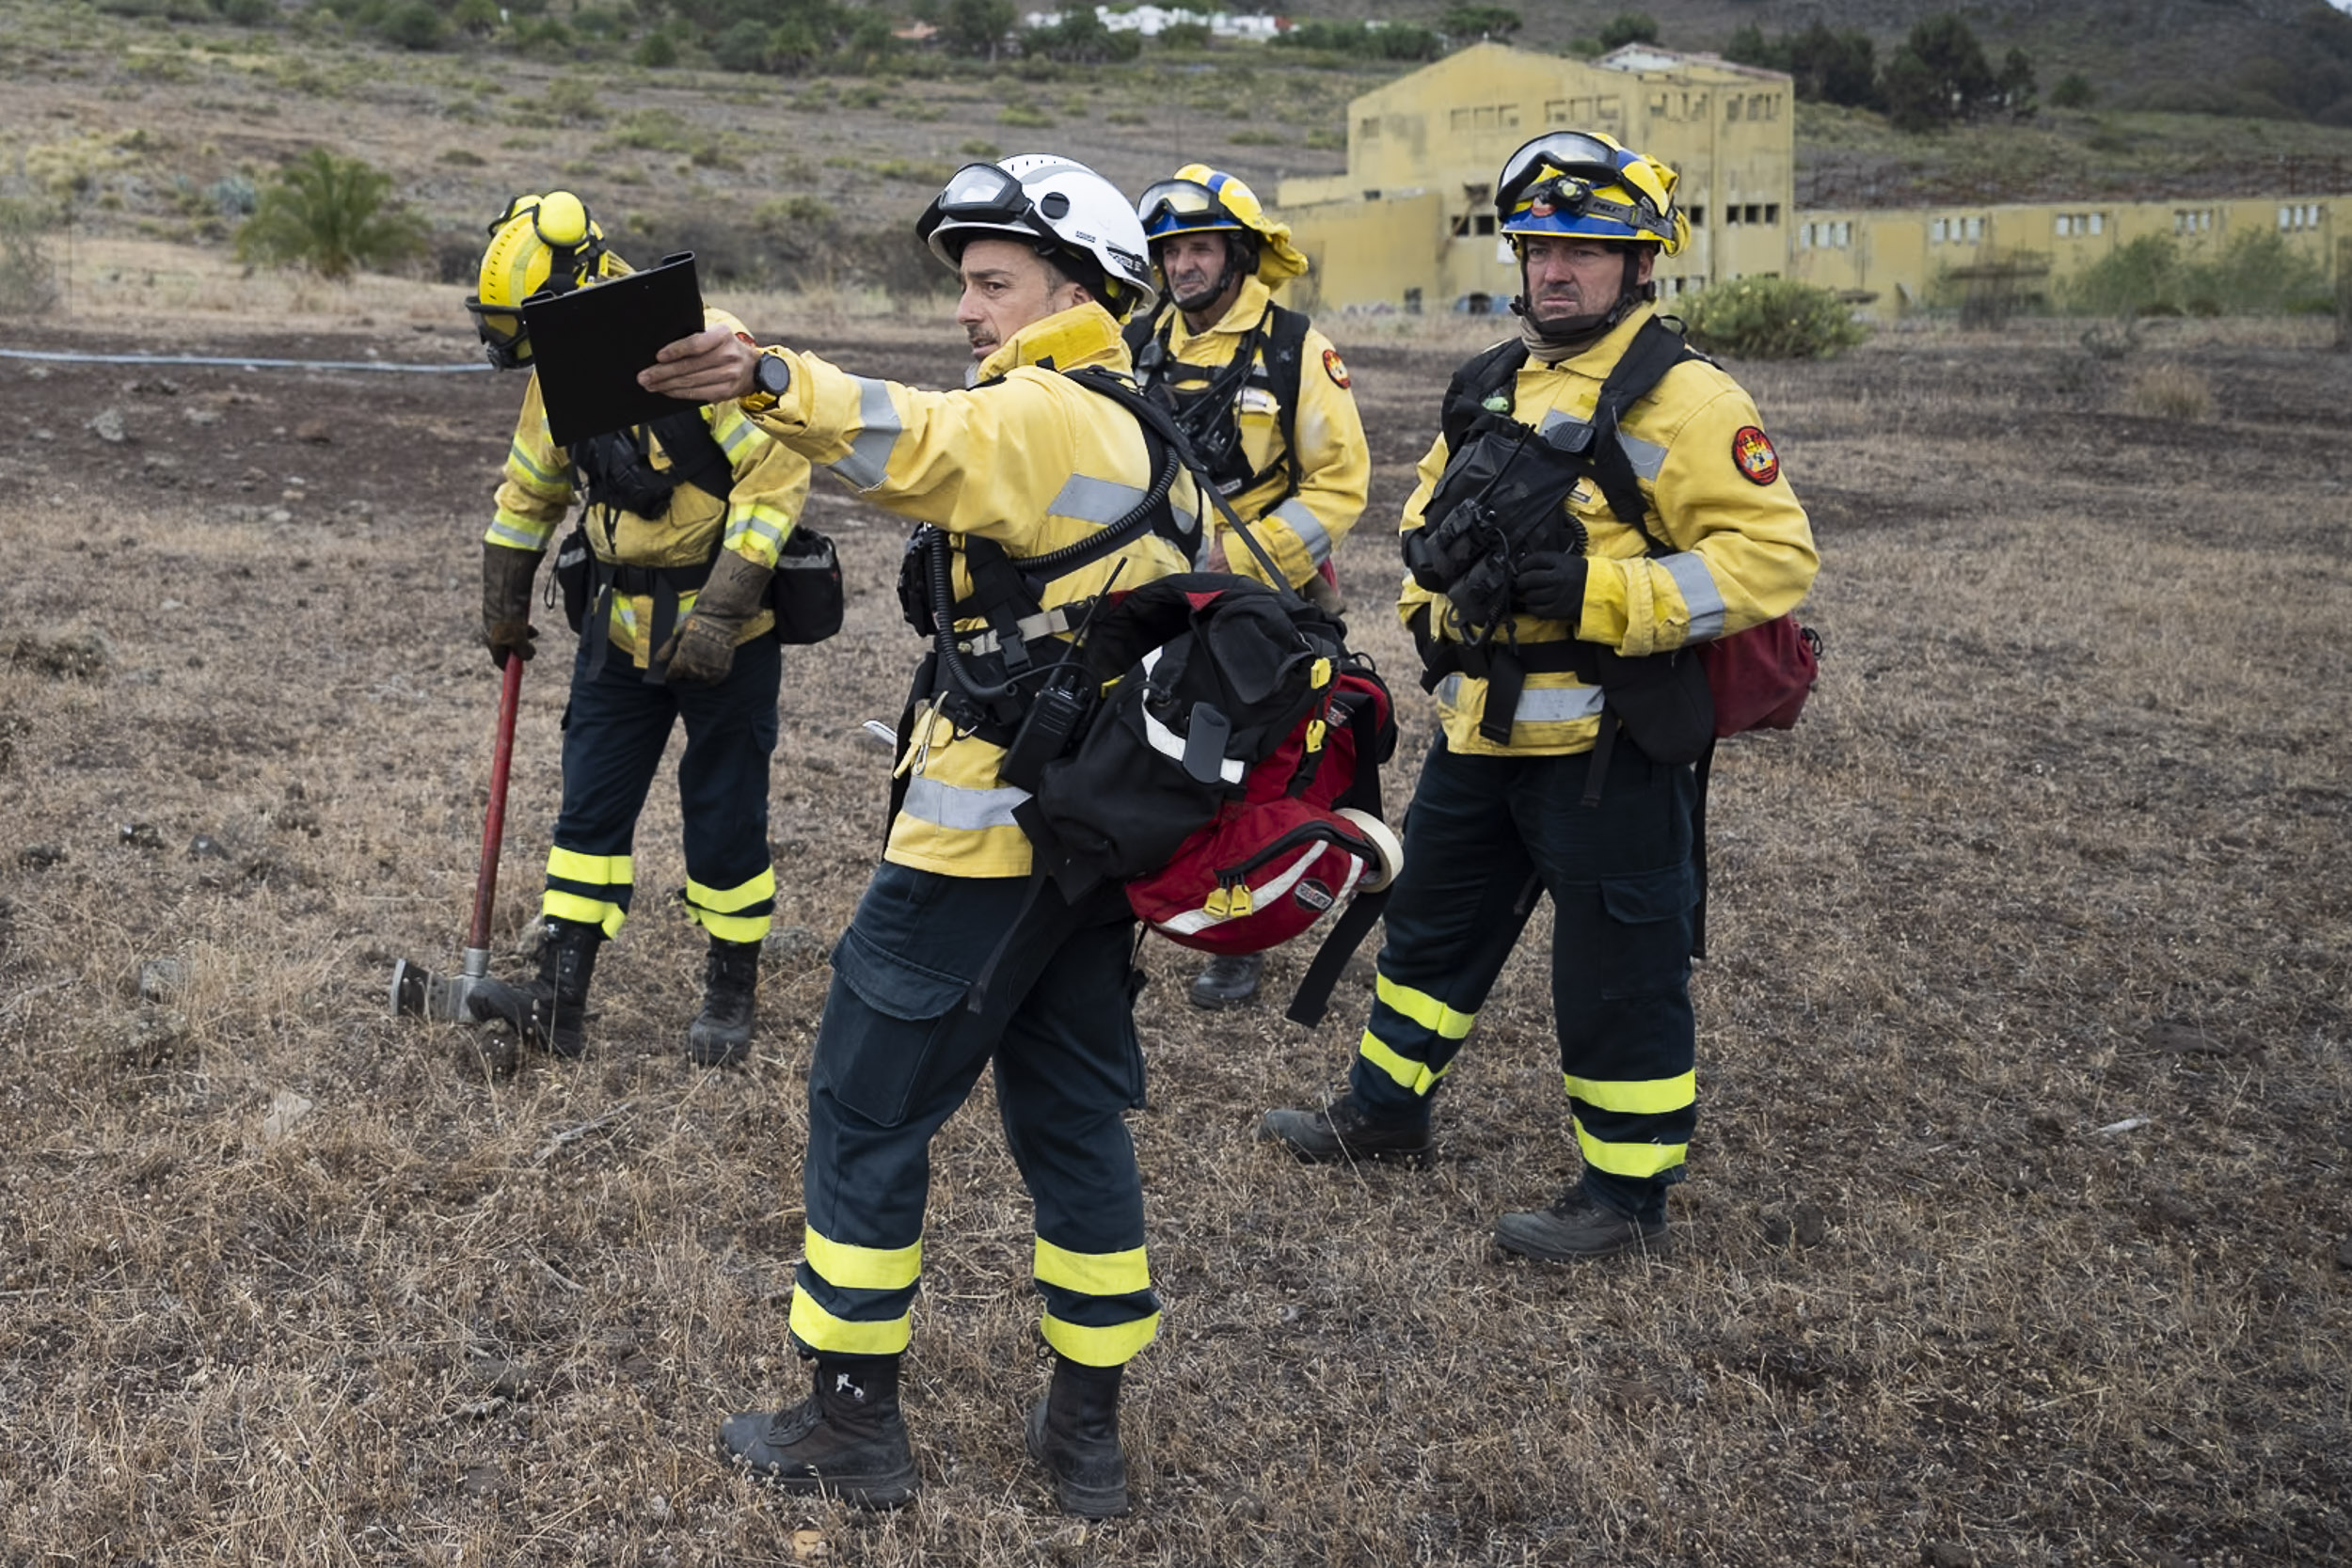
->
[2, 308, 2348, 1567]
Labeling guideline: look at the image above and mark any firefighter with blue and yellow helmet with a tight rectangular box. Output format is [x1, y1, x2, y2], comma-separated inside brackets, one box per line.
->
[462, 190, 811, 1069]
[1262, 131, 1819, 1262]
[1129, 164, 1371, 1008]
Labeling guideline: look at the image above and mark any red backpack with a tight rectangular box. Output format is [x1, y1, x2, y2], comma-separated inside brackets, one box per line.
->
[1021, 576, 1400, 958]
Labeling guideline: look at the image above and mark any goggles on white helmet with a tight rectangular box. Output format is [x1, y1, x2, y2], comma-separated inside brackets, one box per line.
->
[915, 155, 1156, 318]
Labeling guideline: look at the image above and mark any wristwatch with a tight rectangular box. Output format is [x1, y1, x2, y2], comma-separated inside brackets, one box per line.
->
[741, 348, 792, 415]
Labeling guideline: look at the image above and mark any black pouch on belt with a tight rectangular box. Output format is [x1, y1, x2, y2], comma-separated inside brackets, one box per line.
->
[1592, 645, 1714, 767]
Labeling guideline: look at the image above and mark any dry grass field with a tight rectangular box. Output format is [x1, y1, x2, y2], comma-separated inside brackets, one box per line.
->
[3, 259, 2349, 1568]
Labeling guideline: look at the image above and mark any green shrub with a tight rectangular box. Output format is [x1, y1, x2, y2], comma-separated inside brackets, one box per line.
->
[544, 75, 605, 123]
[233, 148, 427, 281]
[1680, 277, 1867, 359]
[216, 0, 276, 24]
[0, 199, 60, 317]
[2063, 229, 2328, 317]
[997, 103, 1053, 128]
[635, 31, 679, 67]
[2051, 72, 2093, 108]
[1157, 21, 1210, 50]
[379, 1, 443, 50]
[606, 107, 691, 151]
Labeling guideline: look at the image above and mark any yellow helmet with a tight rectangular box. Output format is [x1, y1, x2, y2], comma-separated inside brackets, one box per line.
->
[1135, 164, 1310, 283]
[463, 191, 631, 370]
[1494, 131, 1689, 257]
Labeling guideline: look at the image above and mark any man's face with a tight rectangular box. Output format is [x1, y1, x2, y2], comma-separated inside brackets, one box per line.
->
[1518, 235, 1654, 330]
[955, 238, 1088, 361]
[1158, 231, 1242, 316]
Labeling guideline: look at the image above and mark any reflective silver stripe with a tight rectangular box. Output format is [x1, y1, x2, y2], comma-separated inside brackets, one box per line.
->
[726, 507, 789, 553]
[715, 414, 758, 455]
[900, 776, 1031, 832]
[1512, 684, 1606, 723]
[1660, 552, 1725, 641]
[961, 605, 1077, 656]
[1616, 430, 1667, 480]
[1051, 472, 1150, 527]
[486, 517, 546, 550]
[507, 438, 564, 487]
[1270, 499, 1332, 565]
[828, 377, 902, 491]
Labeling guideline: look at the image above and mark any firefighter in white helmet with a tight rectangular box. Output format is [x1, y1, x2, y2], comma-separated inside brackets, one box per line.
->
[1261, 132, 1818, 1262]
[463, 189, 811, 1069]
[1128, 164, 1370, 1009]
[642, 154, 1210, 1518]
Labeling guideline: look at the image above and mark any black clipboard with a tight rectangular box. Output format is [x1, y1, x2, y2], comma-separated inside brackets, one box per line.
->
[523, 252, 707, 448]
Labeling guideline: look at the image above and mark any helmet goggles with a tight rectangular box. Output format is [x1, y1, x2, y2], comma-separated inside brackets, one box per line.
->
[915, 162, 1060, 253]
[1495, 131, 1681, 253]
[1136, 177, 1241, 239]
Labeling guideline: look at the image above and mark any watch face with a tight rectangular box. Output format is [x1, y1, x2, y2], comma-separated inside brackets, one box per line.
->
[756, 354, 789, 397]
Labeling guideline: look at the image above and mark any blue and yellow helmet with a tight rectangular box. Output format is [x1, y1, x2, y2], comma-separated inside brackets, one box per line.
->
[1495, 132, 1688, 257]
[1135, 164, 1309, 283]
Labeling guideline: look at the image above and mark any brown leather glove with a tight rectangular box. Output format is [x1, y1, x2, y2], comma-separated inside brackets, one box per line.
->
[482, 543, 544, 670]
[658, 548, 774, 686]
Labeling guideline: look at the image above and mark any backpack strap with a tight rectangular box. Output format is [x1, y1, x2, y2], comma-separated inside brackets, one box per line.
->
[646, 408, 736, 503]
[1439, 338, 1531, 455]
[1581, 315, 1694, 545]
[1065, 365, 1303, 607]
[1259, 302, 1311, 505]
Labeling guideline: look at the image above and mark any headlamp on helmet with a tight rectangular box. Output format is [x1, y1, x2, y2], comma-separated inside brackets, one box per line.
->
[1494, 131, 1687, 258]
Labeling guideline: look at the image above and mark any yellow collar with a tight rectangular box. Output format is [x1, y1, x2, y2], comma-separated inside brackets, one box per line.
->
[975, 302, 1130, 382]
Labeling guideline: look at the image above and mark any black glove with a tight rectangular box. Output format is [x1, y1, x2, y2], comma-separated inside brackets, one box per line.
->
[1515, 551, 1589, 625]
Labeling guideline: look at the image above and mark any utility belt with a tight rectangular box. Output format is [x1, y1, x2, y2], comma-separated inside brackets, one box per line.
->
[553, 533, 714, 685]
[1411, 614, 1597, 747]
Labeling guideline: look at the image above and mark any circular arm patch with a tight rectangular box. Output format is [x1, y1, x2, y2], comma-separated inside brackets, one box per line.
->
[1731, 425, 1780, 485]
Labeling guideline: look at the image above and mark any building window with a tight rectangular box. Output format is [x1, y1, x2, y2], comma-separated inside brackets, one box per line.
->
[1798, 223, 1813, 249]
[1687, 205, 1705, 227]
[1724, 206, 1740, 225]
[2056, 214, 2073, 237]
[1726, 96, 1741, 122]
[1763, 203, 1779, 225]
[1931, 217, 1947, 243]
[1836, 220, 1851, 245]
[1648, 91, 1670, 118]
[1359, 118, 1380, 140]
[1964, 215, 1983, 240]
[2090, 212, 2104, 235]
[1743, 203, 1762, 225]
[1597, 93, 1621, 119]
[2280, 203, 2324, 230]
[1475, 214, 1495, 235]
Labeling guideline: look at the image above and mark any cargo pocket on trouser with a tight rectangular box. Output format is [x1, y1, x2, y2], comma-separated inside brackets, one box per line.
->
[816, 921, 977, 1129]
[1596, 863, 1697, 1002]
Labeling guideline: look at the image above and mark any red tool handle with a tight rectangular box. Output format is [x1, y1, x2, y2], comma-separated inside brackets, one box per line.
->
[466, 654, 526, 953]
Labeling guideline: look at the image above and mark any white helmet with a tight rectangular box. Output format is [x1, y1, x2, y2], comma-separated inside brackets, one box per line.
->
[915, 153, 1156, 319]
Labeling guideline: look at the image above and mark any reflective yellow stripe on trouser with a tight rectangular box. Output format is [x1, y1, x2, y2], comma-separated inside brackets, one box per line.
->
[544, 847, 632, 938]
[1566, 1070, 1695, 1180]
[1033, 1237, 1159, 1368]
[1357, 972, 1476, 1099]
[788, 1225, 922, 1357]
[684, 864, 776, 943]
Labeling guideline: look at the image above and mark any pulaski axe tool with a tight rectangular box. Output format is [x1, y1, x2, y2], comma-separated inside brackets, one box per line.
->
[389, 653, 525, 1022]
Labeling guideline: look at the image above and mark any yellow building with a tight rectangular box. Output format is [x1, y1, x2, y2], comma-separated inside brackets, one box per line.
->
[1279, 41, 2344, 319]
[1278, 41, 1796, 313]
[1790, 195, 2344, 315]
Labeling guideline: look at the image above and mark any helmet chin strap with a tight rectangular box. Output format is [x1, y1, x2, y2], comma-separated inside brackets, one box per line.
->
[1510, 249, 1645, 347]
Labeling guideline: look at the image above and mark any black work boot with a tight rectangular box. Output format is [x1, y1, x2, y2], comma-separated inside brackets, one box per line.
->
[1492, 1188, 1669, 1263]
[1025, 1355, 1129, 1518]
[687, 937, 760, 1068]
[466, 917, 600, 1058]
[1187, 950, 1263, 1010]
[717, 1354, 919, 1509]
[1259, 1090, 1433, 1164]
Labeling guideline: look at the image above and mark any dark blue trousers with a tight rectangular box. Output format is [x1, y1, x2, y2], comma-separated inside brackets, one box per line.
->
[787, 863, 1160, 1368]
[544, 635, 780, 940]
[1349, 736, 1698, 1220]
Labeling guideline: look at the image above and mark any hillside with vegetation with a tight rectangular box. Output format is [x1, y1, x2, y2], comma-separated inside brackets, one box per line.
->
[6, 0, 2352, 304]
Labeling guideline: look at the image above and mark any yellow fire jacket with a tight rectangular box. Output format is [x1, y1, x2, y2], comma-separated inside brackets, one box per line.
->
[1149, 277, 1368, 589]
[747, 302, 1208, 879]
[1400, 304, 1819, 757]
[484, 309, 811, 663]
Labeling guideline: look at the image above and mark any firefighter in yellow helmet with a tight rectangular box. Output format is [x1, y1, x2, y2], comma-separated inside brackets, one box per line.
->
[641, 155, 1211, 1517]
[462, 190, 812, 1068]
[1129, 164, 1371, 1009]
[1262, 132, 1818, 1261]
